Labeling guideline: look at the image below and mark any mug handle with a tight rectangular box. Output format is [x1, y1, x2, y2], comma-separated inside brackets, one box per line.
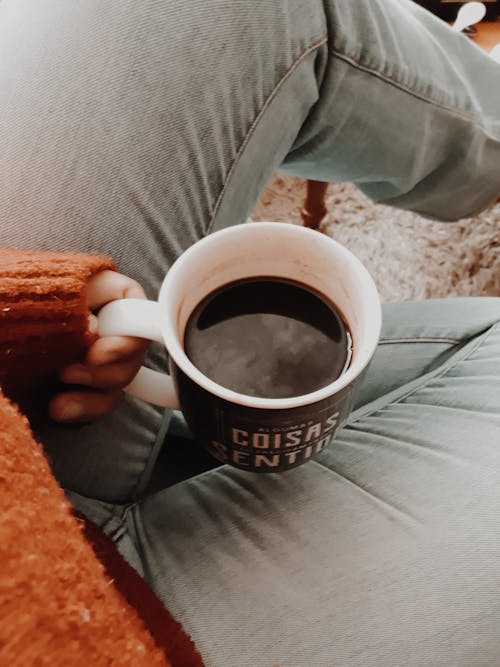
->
[96, 299, 180, 409]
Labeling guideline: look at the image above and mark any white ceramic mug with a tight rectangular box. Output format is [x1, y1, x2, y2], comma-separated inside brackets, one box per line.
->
[98, 222, 381, 472]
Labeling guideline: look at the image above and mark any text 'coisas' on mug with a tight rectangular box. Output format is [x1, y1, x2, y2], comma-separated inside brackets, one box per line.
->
[97, 221, 381, 473]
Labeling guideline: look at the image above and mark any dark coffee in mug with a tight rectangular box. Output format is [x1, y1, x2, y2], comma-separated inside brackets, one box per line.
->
[98, 222, 381, 473]
[184, 277, 352, 399]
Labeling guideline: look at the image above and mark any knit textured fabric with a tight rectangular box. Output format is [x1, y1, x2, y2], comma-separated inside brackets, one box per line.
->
[0, 249, 204, 667]
[0, 248, 114, 412]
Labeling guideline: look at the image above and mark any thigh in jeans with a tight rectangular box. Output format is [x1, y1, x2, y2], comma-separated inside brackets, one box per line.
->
[0, 0, 326, 501]
[109, 303, 500, 667]
[1, 0, 499, 503]
[355, 297, 500, 409]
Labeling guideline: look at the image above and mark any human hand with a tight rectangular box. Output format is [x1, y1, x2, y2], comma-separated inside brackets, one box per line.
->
[49, 270, 148, 422]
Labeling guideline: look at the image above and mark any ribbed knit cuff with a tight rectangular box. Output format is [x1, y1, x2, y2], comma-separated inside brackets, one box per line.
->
[0, 248, 116, 407]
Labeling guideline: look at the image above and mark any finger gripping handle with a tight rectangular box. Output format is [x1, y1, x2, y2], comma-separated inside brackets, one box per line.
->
[96, 299, 179, 409]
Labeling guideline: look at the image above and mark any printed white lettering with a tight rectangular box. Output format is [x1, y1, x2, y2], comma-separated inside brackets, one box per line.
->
[232, 450, 251, 467]
[304, 423, 322, 442]
[272, 432, 282, 448]
[254, 454, 280, 468]
[324, 412, 340, 432]
[315, 436, 331, 453]
[303, 445, 313, 460]
[285, 430, 302, 447]
[284, 451, 299, 465]
[252, 433, 270, 449]
[232, 428, 248, 446]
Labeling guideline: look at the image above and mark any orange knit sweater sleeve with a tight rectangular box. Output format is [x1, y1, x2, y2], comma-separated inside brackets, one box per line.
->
[0, 249, 204, 667]
[0, 248, 115, 410]
[0, 389, 173, 667]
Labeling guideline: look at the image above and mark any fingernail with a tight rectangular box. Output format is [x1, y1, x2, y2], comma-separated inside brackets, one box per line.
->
[57, 400, 84, 421]
[88, 314, 98, 335]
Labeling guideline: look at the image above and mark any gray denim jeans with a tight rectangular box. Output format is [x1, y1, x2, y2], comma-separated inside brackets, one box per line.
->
[1, 1, 500, 665]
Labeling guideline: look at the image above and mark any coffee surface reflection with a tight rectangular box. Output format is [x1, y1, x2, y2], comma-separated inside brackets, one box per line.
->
[184, 277, 352, 399]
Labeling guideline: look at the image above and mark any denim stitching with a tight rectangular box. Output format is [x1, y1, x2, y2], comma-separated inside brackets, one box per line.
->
[206, 35, 328, 234]
[131, 326, 497, 505]
[328, 47, 493, 131]
[131, 407, 174, 500]
[307, 459, 421, 525]
[379, 337, 462, 345]
[128, 326, 498, 508]
[348, 322, 499, 424]
[308, 323, 499, 483]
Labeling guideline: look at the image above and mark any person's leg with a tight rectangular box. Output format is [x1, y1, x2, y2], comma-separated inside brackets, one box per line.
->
[353, 297, 500, 410]
[1, 0, 500, 503]
[99, 297, 500, 667]
[0, 0, 326, 500]
[155, 296, 500, 487]
[281, 0, 500, 221]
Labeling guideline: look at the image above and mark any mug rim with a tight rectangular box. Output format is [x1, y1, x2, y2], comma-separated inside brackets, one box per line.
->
[159, 222, 382, 410]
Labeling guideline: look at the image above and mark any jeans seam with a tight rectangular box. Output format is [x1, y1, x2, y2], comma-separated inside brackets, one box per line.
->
[379, 337, 462, 345]
[206, 35, 328, 235]
[106, 511, 130, 542]
[327, 46, 491, 131]
[348, 323, 499, 424]
[131, 409, 173, 499]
